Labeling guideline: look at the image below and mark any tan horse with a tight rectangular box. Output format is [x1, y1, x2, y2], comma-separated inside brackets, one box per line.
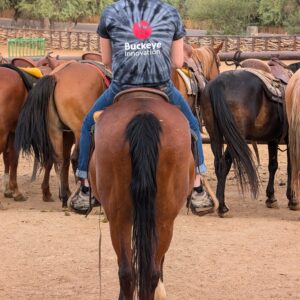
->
[15, 61, 109, 207]
[89, 89, 195, 299]
[285, 69, 300, 208]
[172, 43, 222, 110]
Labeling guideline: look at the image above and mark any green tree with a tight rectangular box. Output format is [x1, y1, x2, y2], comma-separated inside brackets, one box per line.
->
[258, 0, 299, 27]
[187, 0, 259, 34]
[16, 0, 103, 22]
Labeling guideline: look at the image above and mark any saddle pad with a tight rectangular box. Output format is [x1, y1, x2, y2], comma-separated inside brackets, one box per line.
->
[19, 67, 43, 78]
[176, 68, 194, 95]
[242, 68, 283, 100]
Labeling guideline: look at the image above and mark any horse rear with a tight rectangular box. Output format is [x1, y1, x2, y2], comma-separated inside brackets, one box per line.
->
[89, 92, 195, 299]
[0, 67, 28, 201]
[200, 69, 293, 216]
[286, 69, 300, 205]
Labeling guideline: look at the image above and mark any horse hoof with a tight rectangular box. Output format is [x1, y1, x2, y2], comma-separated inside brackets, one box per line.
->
[43, 196, 55, 202]
[288, 202, 300, 211]
[265, 198, 278, 208]
[62, 201, 68, 209]
[4, 191, 13, 198]
[217, 206, 230, 218]
[14, 194, 27, 202]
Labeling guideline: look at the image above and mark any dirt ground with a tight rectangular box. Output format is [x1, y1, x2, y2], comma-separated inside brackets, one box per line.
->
[0, 46, 300, 299]
[1, 144, 300, 300]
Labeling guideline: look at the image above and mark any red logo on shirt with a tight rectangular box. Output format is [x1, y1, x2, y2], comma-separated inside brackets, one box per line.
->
[132, 20, 152, 40]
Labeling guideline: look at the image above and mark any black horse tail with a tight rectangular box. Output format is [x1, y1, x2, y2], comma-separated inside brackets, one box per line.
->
[126, 113, 161, 300]
[208, 83, 259, 198]
[15, 75, 57, 167]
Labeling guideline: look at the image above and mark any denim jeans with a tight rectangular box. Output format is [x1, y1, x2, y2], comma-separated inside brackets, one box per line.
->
[76, 80, 206, 179]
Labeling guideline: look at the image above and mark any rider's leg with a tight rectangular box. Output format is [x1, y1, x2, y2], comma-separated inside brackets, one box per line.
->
[165, 81, 214, 215]
[70, 82, 122, 213]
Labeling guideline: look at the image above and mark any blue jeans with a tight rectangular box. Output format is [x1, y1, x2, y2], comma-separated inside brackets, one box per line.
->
[76, 80, 207, 179]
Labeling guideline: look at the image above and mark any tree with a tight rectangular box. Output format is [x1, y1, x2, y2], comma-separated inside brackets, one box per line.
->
[187, 0, 259, 34]
[0, 0, 23, 21]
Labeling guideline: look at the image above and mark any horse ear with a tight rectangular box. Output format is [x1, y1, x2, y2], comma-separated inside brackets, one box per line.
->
[213, 41, 224, 53]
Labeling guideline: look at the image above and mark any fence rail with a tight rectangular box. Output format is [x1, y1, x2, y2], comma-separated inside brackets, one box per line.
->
[0, 26, 299, 53]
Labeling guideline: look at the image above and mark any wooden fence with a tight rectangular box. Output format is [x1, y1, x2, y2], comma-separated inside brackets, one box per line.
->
[0, 26, 299, 52]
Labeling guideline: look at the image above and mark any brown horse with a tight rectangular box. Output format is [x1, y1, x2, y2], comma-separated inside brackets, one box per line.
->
[89, 89, 195, 299]
[285, 69, 300, 205]
[172, 43, 222, 111]
[15, 61, 109, 207]
[0, 64, 54, 203]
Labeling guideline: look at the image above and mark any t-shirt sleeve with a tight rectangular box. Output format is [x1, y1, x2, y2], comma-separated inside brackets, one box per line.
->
[173, 9, 186, 41]
[97, 8, 110, 39]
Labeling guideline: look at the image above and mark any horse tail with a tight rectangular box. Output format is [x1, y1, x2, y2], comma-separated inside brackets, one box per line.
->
[126, 112, 161, 300]
[15, 75, 57, 167]
[288, 78, 300, 197]
[208, 83, 259, 198]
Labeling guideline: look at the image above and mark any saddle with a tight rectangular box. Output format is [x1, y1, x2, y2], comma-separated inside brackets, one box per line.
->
[93, 88, 169, 122]
[182, 43, 206, 93]
[80, 60, 111, 87]
[242, 68, 284, 102]
[114, 88, 169, 103]
[11, 57, 52, 75]
[82, 52, 102, 62]
[11, 57, 36, 68]
[267, 57, 292, 84]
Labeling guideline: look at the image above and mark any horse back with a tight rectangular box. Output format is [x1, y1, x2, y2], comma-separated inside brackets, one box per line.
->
[0, 68, 27, 124]
[90, 97, 195, 219]
[51, 62, 107, 137]
[201, 70, 284, 141]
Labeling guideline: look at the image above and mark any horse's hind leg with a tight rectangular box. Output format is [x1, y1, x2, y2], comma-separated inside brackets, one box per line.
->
[110, 222, 134, 300]
[6, 133, 26, 201]
[265, 141, 279, 208]
[2, 139, 12, 198]
[251, 141, 261, 167]
[41, 159, 54, 202]
[286, 142, 300, 210]
[211, 141, 233, 217]
[59, 131, 74, 207]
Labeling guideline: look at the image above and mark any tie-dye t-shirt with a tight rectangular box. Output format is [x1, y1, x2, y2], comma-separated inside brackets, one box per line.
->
[97, 0, 186, 86]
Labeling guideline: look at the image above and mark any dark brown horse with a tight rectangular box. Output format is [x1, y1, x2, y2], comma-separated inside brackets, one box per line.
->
[200, 66, 298, 217]
[15, 61, 109, 207]
[286, 69, 300, 205]
[0, 63, 53, 203]
[89, 89, 195, 299]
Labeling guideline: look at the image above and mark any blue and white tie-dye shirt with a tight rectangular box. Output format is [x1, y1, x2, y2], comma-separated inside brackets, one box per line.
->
[97, 0, 186, 86]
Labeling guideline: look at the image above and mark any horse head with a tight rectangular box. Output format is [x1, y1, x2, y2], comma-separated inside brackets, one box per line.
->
[192, 42, 223, 80]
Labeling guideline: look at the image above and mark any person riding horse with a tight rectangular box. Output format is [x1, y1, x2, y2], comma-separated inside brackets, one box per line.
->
[69, 0, 215, 215]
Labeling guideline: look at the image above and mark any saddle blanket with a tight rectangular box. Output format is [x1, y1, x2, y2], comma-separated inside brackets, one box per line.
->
[242, 68, 284, 101]
[19, 67, 43, 78]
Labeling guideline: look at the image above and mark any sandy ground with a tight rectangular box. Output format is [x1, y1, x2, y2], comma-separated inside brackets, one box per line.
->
[0, 46, 300, 299]
[0, 144, 300, 300]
